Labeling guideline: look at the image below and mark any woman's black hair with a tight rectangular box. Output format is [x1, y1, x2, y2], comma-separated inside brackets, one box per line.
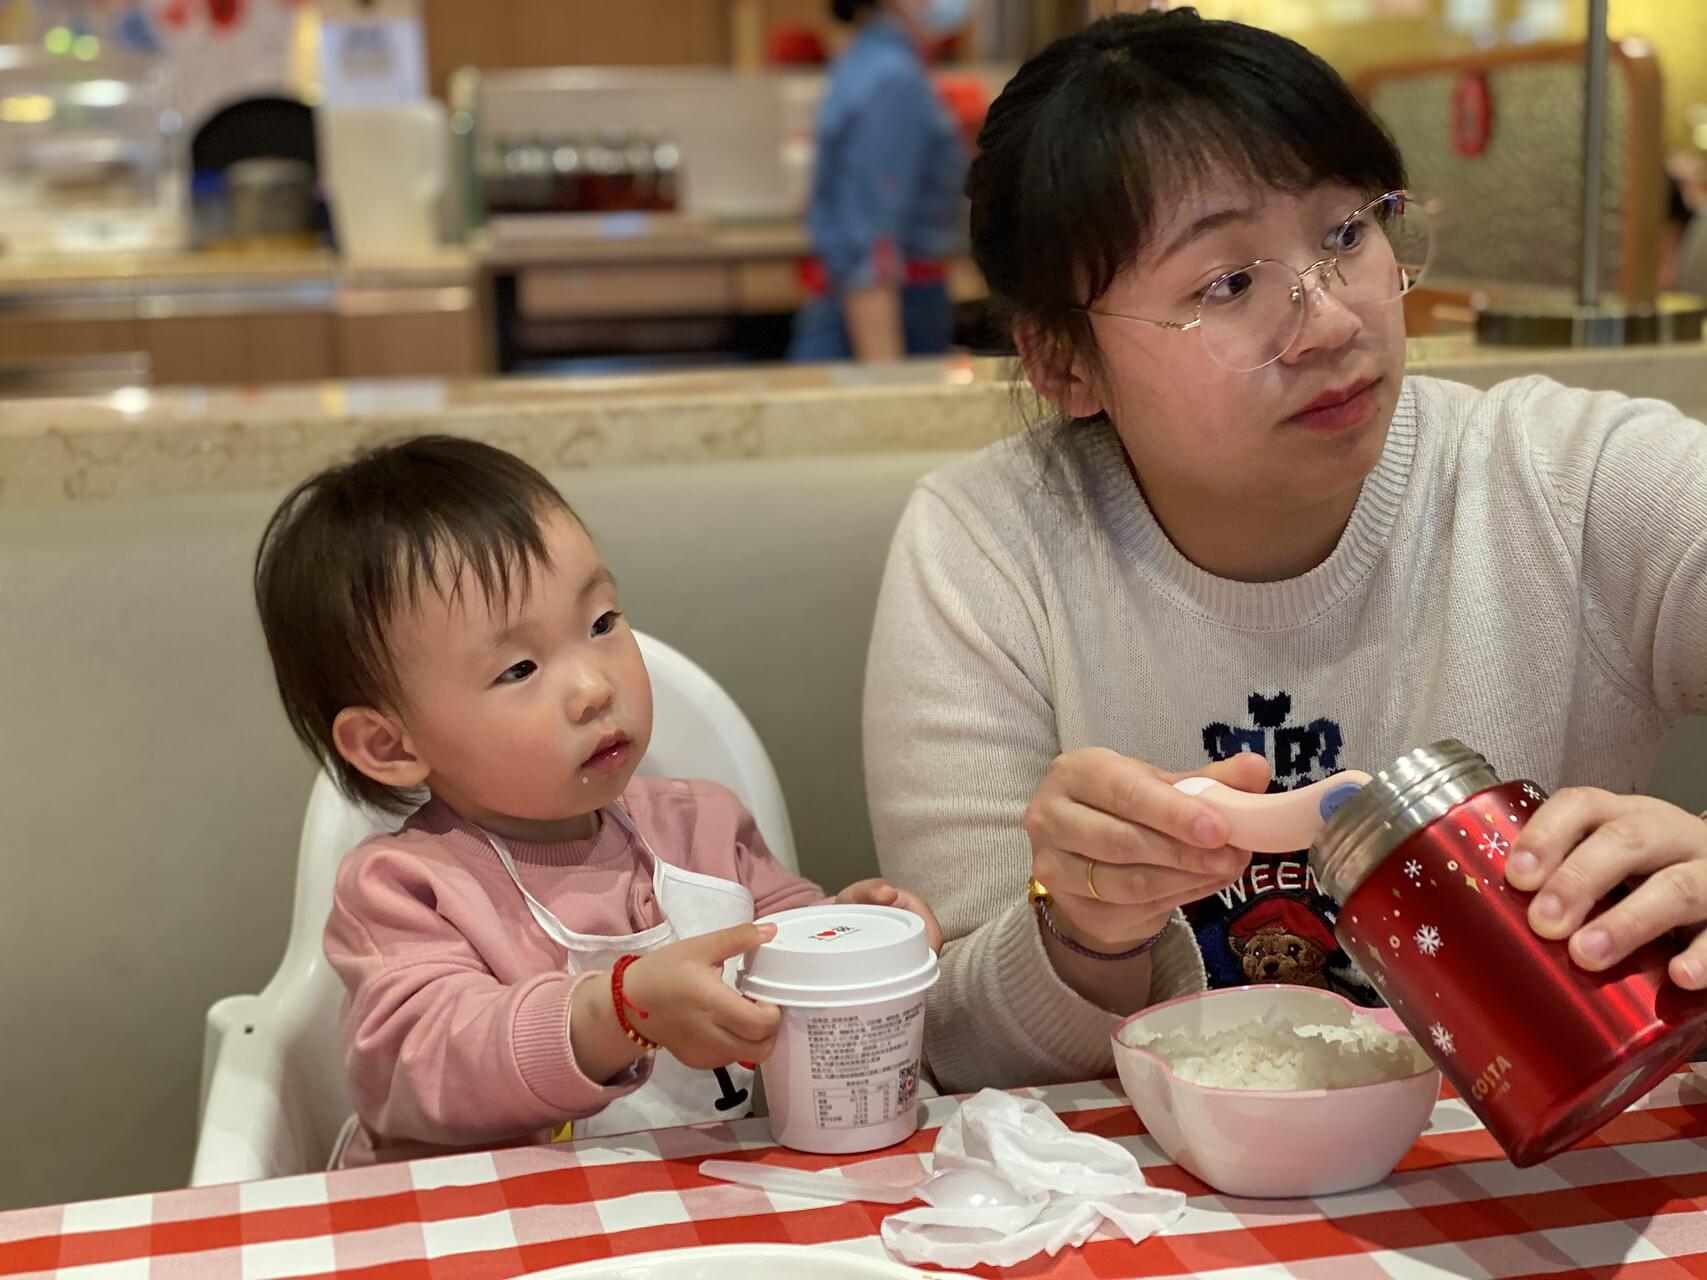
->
[830, 0, 878, 22]
[969, 8, 1404, 394]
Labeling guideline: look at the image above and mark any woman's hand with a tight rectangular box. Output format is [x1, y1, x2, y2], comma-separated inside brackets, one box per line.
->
[1024, 748, 1271, 952]
[837, 878, 944, 952]
[1506, 789, 1707, 988]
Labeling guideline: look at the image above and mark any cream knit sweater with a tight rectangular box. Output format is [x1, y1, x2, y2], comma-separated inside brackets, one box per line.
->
[863, 375, 1707, 1094]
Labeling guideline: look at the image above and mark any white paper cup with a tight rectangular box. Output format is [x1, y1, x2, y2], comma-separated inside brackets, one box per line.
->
[740, 904, 939, 1154]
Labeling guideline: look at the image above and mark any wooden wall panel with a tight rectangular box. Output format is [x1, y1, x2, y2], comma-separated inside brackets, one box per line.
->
[142, 313, 336, 386]
[0, 317, 142, 362]
[424, 0, 730, 97]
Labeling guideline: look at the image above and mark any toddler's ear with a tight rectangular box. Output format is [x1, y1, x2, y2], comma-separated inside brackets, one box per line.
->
[333, 706, 429, 789]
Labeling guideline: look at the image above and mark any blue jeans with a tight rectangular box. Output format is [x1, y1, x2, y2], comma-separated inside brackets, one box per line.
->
[787, 282, 954, 361]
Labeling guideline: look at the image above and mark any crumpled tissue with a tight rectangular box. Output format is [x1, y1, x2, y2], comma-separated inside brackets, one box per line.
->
[881, 1088, 1187, 1269]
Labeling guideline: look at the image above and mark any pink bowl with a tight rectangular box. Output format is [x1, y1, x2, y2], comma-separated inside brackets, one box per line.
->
[1111, 985, 1440, 1199]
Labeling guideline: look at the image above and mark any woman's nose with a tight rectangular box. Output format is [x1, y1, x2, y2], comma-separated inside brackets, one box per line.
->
[1280, 264, 1363, 363]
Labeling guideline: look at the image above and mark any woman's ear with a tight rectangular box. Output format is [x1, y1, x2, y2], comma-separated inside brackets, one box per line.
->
[332, 707, 430, 790]
[1015, 317, 1106, 420]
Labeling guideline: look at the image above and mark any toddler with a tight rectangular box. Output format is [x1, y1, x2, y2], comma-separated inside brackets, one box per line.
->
[254, 435, 940, 1165]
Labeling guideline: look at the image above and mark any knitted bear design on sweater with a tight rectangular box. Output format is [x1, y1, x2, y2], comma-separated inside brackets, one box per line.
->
[1186, 692, 1379, 1006]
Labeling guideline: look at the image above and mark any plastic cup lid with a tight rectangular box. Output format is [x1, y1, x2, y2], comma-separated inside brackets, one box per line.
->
[739, 904, 939, 1007]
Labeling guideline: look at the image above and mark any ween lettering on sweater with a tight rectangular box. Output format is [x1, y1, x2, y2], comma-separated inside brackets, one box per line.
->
[1190, 691, 1377, 1005]
[1215, 858, 1323, 908]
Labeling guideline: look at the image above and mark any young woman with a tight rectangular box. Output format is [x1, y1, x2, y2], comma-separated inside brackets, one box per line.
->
[863, 9, 1707, 1093]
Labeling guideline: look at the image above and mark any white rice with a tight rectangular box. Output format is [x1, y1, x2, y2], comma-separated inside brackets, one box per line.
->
[1121, 1006, 1431, 1090]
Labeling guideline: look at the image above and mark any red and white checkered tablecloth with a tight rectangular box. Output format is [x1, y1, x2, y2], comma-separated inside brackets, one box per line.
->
[5, 1071, 1707, 1280]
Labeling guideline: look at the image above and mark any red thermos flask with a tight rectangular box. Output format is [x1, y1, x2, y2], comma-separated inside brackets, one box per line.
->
[1312, 740, 1707, 1166]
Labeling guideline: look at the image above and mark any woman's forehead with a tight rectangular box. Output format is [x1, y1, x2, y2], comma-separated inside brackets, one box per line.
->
[1141, 179, 1368, 263]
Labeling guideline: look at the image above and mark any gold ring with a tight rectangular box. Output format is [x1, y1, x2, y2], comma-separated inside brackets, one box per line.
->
[1085, 856, 1103, 902]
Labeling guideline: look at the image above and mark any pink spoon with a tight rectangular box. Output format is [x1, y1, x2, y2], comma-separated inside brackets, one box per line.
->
[1174, 769, 1371, 852]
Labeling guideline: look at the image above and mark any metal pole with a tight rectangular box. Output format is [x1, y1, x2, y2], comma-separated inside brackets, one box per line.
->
[1579, 0, 1610, 309]
[1475, 0, 1705, 346]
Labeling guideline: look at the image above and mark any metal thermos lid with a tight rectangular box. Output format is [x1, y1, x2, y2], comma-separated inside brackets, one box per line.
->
[1311, 739, 1501, 903]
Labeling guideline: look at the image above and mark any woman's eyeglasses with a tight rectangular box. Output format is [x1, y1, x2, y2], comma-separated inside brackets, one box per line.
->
[1081, 190, 1436, 372]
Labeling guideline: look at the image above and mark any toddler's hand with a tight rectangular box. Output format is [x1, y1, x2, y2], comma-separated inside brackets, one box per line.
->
[836, 878, 944, 953]
[622, 923, 782, 1070]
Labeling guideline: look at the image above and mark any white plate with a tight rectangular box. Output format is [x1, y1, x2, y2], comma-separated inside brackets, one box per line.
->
[528, 1243, 955, 1279]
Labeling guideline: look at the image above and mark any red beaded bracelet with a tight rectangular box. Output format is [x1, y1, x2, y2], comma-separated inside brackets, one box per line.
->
[611, 955, 658, 1051]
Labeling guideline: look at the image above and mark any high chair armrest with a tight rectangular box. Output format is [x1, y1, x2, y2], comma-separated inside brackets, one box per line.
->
[200, 994, 262, 1120]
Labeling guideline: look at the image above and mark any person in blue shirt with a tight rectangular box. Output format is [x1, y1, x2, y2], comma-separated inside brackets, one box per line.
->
[789, 0, 971, 362]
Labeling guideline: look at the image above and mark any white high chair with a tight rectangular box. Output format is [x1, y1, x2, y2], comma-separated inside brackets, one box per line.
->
[190, 631, 797, 1186]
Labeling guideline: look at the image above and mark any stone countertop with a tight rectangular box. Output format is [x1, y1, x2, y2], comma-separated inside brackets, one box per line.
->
[474, 218, 809, 268]
[0, 220, 987, 325]
[0, 248, 480, 295]
[1, 338, 1702, 507]
[0, 355, 1009, 505]
[0, 219, 810, 295]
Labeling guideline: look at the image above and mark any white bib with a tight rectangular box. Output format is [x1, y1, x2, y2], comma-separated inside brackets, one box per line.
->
[485, 803, 757, 1138]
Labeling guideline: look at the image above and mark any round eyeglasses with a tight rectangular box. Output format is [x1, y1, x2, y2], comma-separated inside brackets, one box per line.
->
[1082, 190, 1436, 373]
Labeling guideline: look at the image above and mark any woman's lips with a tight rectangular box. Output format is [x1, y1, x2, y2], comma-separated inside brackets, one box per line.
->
[582, 734, 632, 775]
[1286, 377, 1382, 433]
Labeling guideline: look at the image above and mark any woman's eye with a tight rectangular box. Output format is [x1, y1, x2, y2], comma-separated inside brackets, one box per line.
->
[495, 660, 536, 686]
[1328, 217, 1370, 253]
[592, 610, 622, 638]
[1202, 269, 1256, 306]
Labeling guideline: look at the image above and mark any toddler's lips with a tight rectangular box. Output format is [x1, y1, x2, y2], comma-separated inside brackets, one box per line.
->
[582, 734, 632, 775]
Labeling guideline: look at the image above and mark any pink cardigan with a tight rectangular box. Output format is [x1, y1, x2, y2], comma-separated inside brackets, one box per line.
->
[324, 777, 823, 1165]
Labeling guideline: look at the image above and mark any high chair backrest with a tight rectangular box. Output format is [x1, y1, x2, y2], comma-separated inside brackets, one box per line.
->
[191, 630, 797, 1185]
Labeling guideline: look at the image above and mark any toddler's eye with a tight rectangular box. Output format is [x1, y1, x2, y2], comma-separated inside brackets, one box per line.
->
[592, 610, 622, 638]
[495, 660, 536, 686]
